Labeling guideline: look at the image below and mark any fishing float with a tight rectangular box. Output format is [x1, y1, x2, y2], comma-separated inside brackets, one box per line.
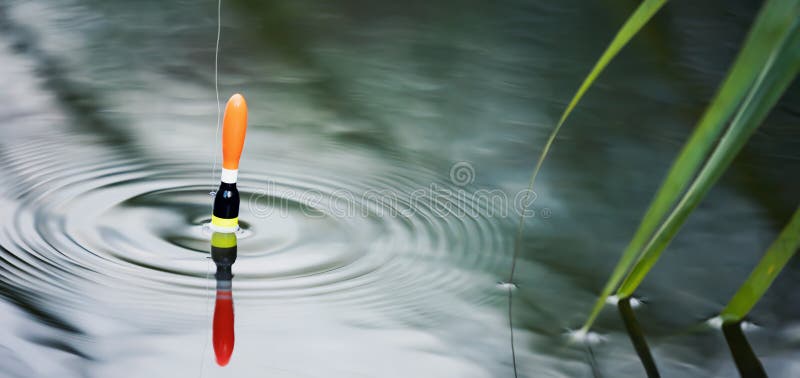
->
[211, 93, 248, 233]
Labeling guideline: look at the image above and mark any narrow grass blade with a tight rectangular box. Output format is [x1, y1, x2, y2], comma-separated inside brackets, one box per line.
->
[580, 0, 800, 332]
[510, 0, 667, 277]
[511, 0, 667, 281]
[719, 207, 800, 323]
[615, 18, 800, 297]
[523, 0, 666, 190]
[553, 0, 667, 133]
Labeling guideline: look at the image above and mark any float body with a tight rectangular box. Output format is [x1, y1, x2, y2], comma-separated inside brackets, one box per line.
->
[210, 93, 248, 233]
[211, 182, 240, 232]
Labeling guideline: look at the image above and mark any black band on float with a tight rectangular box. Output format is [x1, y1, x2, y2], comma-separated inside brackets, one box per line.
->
[213, 182, 240, 220]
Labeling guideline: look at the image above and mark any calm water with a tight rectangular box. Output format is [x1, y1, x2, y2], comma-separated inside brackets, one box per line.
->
[1, 1, 799, 377]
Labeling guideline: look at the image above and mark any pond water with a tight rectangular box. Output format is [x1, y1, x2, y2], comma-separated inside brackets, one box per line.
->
[1, 0, 799, 377]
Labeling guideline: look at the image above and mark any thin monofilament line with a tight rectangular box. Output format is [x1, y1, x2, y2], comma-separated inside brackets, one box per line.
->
[210, 0, 222, 207]
[201, 1, 223, 375]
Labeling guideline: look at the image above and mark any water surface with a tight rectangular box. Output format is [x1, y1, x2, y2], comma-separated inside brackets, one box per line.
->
[1, 1, 799, 377]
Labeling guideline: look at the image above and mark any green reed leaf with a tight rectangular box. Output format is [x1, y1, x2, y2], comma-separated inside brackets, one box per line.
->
[615, 18, 800, 298]
[581, 0, 800, 332]
[719, 207, 800, 323]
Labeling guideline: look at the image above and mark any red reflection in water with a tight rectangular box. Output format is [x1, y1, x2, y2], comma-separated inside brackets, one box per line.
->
[210, 232, 237, 367]
[213, 288, 234, 366]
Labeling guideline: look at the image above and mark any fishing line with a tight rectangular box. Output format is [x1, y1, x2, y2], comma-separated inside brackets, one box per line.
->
[210, 0, 223, 206]
[201, 0, 223, 375]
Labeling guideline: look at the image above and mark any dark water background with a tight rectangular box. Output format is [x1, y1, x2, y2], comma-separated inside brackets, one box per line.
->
[1, 0, 799, 377]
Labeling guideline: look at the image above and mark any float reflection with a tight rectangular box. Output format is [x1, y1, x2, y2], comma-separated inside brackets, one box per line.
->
[211, 232, 237, 367]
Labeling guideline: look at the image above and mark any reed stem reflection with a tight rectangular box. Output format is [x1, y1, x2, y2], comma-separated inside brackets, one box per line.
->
[722, 321, 766, 378]
[617, 298, 660, 378]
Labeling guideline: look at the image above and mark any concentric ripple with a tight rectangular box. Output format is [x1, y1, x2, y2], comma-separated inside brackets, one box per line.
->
[0, 134, 513, 326]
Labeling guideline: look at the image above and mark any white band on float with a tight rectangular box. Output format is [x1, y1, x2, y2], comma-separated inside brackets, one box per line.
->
[208, 222, 239, 233]
[221, 168, 238, 184]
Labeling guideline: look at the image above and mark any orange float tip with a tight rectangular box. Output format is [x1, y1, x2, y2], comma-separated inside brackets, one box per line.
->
[222, 93, 248, 170]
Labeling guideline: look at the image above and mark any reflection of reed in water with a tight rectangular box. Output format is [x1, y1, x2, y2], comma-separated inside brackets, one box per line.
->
[722, 322, 766, 378]
[617, 298, 659, 378]
[211, 232, 238, 367]
[616, 300, 770, 378]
